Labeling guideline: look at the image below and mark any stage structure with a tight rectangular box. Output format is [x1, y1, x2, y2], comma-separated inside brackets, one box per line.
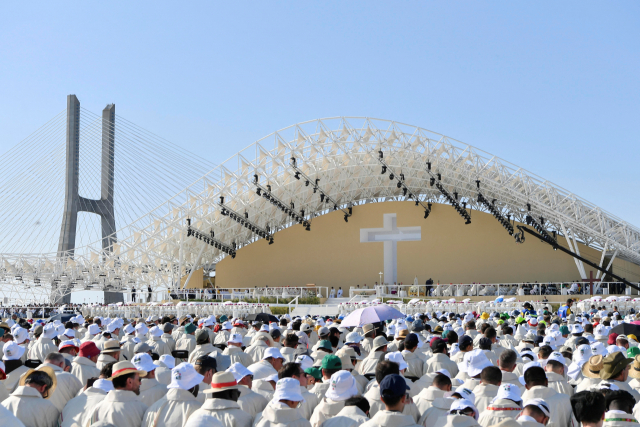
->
[1, 111, 640, 303]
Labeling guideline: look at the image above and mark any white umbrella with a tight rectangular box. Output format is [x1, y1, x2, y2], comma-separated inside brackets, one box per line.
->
[341, 304, 405, 327]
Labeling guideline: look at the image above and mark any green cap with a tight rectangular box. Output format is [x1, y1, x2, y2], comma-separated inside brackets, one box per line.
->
[628, 347, 640, 358]
[184, 323, 197, 334]
[559, 325, 570, 335]
[321, 354, 342, 370]
[219, 315, 228, 323]
[304, 367, 322, 380]
[318, 339, 332, 351]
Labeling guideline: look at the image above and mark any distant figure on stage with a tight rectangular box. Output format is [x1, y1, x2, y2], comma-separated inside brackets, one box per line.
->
[148, 285, 153, 302]
[132, 287, 136, 302]
[329, 287, 336, 298]
[337, 287, 343, 298]
[425, 278, 433, 296]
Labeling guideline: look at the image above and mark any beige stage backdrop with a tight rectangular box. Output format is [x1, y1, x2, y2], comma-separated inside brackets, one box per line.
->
[215, 201, 640, 288]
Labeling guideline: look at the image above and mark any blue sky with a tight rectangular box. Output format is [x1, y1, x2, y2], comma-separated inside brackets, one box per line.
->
[1, 2, 639, 225]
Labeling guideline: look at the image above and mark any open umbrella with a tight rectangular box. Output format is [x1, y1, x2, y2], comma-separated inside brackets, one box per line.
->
[610, 323, 640, 336]
[245, 313, 279, 323]
[340, 304, 405, 327]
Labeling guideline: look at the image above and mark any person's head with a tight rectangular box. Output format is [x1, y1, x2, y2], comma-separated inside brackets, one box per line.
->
[458, 335, 473, 352]
[498, 350, 518, 373]
[606, 390, 636, 415]
[375, 360, 400, 385]
[279, 362, 307, 388]
[272, 377, 305, 409]
[430, 338, 448, 355]
[567, 299, 573, 307]
[521, 399, 551, 425]
[345, 396, 370, 416]
[601, 352, 633, 382]
[616, 336, 630, 349]
[23, 369, 55, 398]
[270, 329, 281, 343]
[379, 374, 409, 411]
[207, 372, 241, 402]
[524, 366, 548, 390]
[227, 362, 253, 389]
[100, 362, 115, 379]
[194, 356, 217, 384]
[484, 327, 497, 343]
[404, 333, 419, 352]
[480, 366, 502, 386]
[571, 391, 606, 427]
[545, 360, 565, 376]
[78, 341, 101, 363]
[283, 334, 299, 349]
[111, 362, 145, 395]
[537, 346, 553, 360]
[584, 324, 594, 334]
[321, 355, 342, 380]
[44, 352, 65, 369]
[432, 373, 452, 392]
[478, 337, 492, 351]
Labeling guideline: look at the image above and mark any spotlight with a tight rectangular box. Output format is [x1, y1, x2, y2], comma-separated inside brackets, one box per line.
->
[320, 194, 325, 202]
[430, 177, 435, 186]
[253, 174, 259, 183]
[397, 182, 402, 188]
[389, 173, 394, 180]
[381, 165, 387, 174]
[305, 223, 310, 231]
[305, 180, 310, 186]
[344, 214, 349, 222]
[378, 150, 383, 159]
[437, 173, 441, 181]
[294, 172, 300, 180]
[402, 187, 407, 196]
[256, 188, 262, 196]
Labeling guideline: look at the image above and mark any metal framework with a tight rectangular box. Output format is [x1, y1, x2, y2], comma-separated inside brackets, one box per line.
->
[2, 117, 640, 303]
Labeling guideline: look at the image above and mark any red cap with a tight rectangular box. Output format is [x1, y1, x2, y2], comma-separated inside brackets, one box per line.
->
[78, 341, 100, 358]
[608, 333, 619, 346]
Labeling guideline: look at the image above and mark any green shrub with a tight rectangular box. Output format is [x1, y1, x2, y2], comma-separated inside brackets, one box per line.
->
[270, 306, 290, 315]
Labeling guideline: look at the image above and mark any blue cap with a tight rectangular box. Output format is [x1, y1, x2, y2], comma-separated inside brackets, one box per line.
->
[458, 335, 473, 348]
[406, 316, 414, 323]
[380, 374, 410, 399]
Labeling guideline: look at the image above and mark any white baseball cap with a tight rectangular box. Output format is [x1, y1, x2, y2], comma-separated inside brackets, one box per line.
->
[599, 382, 620, 391]
[462, 349, 493, 377]
[260, 324, 270, 332]
[523, 398, 550, 418]
[132, 353, 157, 372]
[158, 354, 175, 369]
[384, 352, 408, 371]
[446, 385, 476, 403]
[168, 362, 204, 390]
[227, 362, 253, 383]
[222, 321, 233, 330]
[228, 333, 243, 344]
[325, 370, 359, 401]
[88, 324, 101, 335]
[135, 323, 149, 335]
[262, 348, 284, 360]
[435, 369, 452, 378]
[43, 323, 58, 339]
[491, 383, 522, 404]
[272, 377, 305, 403]
[590, 342, 607, 357]
[548, 351, 565, 365]
[13, 327, 29, 345]
[123, 324, 135, 335]
[63, 328, 75, 338]
[93, 378, 115, 392]
[2, 342, 25, 361]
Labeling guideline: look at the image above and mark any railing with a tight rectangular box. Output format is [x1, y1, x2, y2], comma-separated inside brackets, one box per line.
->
[371, 282, 635, 298]
[288, 296, 300, 314]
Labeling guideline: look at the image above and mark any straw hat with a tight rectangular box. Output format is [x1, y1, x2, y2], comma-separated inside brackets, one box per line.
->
[101, 340, 121, 354]
[582, 355, 604, 379]
[628, 355, 640, 379]
[203, 371, 239, 393]
[108, 361, 147, 380]
[20, 366, 57, 399]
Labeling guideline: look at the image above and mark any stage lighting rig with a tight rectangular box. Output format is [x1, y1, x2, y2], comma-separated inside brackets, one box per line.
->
[253, 174, 311, 231]
[218, 196, 274, 244]
[186, 218, 237, 258]
[375, 150, 432, 219]
[426, 161, 471, 224]
[524, 203, 557, 247]
[476, 180, 514, 235]
[290, 157, 353, 222]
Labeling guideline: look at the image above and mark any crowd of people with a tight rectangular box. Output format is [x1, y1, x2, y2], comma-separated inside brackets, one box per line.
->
[0, 299, 639, 426]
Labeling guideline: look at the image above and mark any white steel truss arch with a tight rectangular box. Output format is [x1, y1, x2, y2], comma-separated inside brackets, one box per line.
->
[1, 117, 639, 302]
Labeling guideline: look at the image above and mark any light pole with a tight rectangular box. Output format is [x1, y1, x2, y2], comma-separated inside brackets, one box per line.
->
[379, 272, 383, 296]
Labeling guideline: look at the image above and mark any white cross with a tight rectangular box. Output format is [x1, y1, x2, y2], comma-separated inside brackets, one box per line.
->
[360, 213, 421, 286]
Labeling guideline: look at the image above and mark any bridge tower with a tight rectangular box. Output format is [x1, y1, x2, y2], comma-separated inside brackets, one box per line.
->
[55, 94, 121, 304]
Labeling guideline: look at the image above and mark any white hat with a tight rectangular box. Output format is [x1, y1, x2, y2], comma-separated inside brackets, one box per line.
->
[590, 342, 607, 357]
[606, 345, 626, 355]
[300, 323, 311, 332]
[93, 378, 115, 392]
[272, 378, 305, 402]
[262, 348, 284, 360]
[227, 362, 253, 383]
[158, 354, 175, 369]
[222, 321, 233, 330]
[384, 352, 408, 371]
[59, 340, 78, 351]
[542, 336, 556, 350]
[446, 385, 476, 403]
[149, 326, 163, 338]
[132, 353, 157, 372]
[43, 323, 57, 339]
[203, 318, 215, 327]
[462, 349, 493, 377]
[228, 333, 243, 344]
[123, 324, 135, 335]
[449, 398, 479, 420]
[386, 325, 396, 336]
[88, 324, 101, 335]
[105, 322, 118, 334]
[435, 369, 452, 378]
[13, 327, 29, 345]
[547, 352, 565, 365]
[325, 370, 359, 401]
[168, 362, 204, 390]
[519, 361, 543, 385]
[2, 342, 25, 361]
[598, 382, 620, 391]
[492, 383, 522, 404]
[345, 332, 363, 344]
[295, 355, 314, 371]
[135, 323, 149, 335]
[63, 329, 75, 338]
[260, 324, 270, 332]
[523, 398, 550, 418]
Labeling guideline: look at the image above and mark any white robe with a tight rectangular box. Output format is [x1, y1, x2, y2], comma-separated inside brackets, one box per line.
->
[60, 386, 108, 427]
[360, 410, 421, 427]
[141, 387, 203, 427]
[89, 389, 149, 427]
[1, 385, 59, 427]
[0, 402, 26, 427]
[139, 377, 168, 407]
[321, 405, 369, 427]
[184, 397, 252, 427]
[38, 362, 83, 412]
[71, 356, 101, 388]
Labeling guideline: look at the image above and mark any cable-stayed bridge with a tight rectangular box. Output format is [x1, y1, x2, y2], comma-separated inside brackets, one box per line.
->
[2, 95, 640, 304]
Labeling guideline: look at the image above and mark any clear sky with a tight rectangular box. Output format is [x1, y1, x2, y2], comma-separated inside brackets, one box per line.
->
[1, 2, 639, 226]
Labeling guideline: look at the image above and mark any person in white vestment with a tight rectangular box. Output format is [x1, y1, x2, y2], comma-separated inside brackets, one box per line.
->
[1, 366, 59, 427]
